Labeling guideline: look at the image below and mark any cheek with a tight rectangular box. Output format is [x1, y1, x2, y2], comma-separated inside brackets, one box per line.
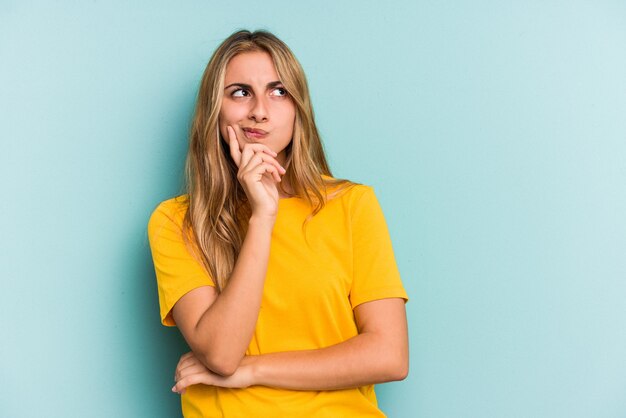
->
[218, 106, 232, 127]
[281, 105, 296, 134]
[218, 105, 240, 139]
[217, 113, 227, 141]
[219, 102, 248, 124]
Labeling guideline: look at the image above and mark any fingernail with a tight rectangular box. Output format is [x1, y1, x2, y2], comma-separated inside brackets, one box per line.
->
[171, 386, 177, 393]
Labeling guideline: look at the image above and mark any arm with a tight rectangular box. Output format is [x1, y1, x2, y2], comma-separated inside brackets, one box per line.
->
[252, 297, 409, 390]
[173, 297, 408, 392]
[172, 215, 274, 377]
[246, 186, 409, 390]
[172, 128, 286, 376]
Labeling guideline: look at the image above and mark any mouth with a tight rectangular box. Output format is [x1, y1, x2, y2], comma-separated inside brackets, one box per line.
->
[242, 127, 268, 140]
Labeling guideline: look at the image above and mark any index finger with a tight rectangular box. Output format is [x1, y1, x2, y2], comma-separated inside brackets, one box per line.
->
[227, 126, 242, 167]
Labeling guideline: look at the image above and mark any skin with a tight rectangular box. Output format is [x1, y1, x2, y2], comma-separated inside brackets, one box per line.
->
[220, 52, 295, 166]
[173, 298, 408, 392]
[170, 51, 409, 394]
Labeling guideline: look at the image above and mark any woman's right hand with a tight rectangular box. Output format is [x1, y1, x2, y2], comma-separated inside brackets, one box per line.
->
[227, 126, 286, 219]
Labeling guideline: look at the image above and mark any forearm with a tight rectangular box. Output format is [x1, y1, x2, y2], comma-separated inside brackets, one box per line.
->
[191, 215, 274, 374]
[172, 299, 408, 393]
[250, 331, 409, 391]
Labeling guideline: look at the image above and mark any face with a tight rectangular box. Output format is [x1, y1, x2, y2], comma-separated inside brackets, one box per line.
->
[219, 51, 296, 166]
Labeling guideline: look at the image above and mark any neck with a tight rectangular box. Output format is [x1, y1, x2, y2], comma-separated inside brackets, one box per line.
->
[278, 177, 294, 198]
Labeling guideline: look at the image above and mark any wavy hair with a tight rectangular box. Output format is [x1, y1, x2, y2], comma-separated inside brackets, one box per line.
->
[183, 29, 353, 292]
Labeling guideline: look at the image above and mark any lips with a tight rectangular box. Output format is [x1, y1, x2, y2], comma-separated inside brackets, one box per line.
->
[242, 127, 268, 140]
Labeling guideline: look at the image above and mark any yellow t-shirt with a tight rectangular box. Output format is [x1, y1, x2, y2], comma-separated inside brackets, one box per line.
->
[148, 183, 408, 417]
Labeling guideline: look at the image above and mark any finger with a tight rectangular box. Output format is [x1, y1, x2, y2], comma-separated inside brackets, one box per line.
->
[175, 352, 202, 380]
[240, 162, 281, 184]
[172, 372, 213, 394]
[179, 363, 207, 376]
[176, 363, 208, 382]
[176, 353, 198, 373]
[261, 153, 286, 175]
[239, 143, 279, 170]
[227, 126, 242, 167]
[263, 163, 282, 183]
[175, 356, 205, 379]
[240, 152, 286, 178]
[175, 353, 191, 376]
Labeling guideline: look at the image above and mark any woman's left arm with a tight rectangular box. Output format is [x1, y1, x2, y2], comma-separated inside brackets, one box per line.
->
[173, 297, 408, 392]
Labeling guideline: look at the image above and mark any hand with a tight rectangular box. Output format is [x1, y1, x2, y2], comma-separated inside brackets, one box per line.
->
[172, 351, 256, 394]
[227, 126, 286, 219]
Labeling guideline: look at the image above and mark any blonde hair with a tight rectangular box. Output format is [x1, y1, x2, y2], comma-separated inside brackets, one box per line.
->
[183, 29, 353, 291]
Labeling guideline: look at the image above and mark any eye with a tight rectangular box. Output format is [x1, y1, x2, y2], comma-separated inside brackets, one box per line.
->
[270, 87, 288, 97]
[231, 88, 250, 98]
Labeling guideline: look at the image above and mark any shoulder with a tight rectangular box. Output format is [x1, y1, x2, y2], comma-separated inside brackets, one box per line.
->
[319, 179, 384, 225]
[148, 195, 189, 241]
[321, 175, 374, 204]
[322, 174, 373, 200]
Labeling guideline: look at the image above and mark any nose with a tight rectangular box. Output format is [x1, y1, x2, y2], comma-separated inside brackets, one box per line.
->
[248, 96, 269, 122]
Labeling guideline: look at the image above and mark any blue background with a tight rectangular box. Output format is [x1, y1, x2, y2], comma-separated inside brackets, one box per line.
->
[1, 1, 625, 417]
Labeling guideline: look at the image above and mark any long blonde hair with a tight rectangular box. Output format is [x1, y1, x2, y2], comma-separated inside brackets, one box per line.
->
[183, 29, 352, 291]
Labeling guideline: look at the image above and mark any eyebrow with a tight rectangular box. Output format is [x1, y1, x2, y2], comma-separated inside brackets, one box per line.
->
[224, 81, 284, 90]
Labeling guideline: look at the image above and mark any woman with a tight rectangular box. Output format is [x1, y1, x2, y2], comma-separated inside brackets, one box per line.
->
[148, 29, 409, 417]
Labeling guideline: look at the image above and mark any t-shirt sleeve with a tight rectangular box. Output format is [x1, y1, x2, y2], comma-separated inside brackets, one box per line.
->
[147, 200, 215, 327]
[349, 186, 408, 308]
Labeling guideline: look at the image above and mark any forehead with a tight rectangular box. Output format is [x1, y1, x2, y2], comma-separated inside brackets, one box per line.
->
[224, 51, 279, 84]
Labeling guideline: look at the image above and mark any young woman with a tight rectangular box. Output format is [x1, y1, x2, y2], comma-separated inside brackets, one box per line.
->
[148, 29, 409, 417]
